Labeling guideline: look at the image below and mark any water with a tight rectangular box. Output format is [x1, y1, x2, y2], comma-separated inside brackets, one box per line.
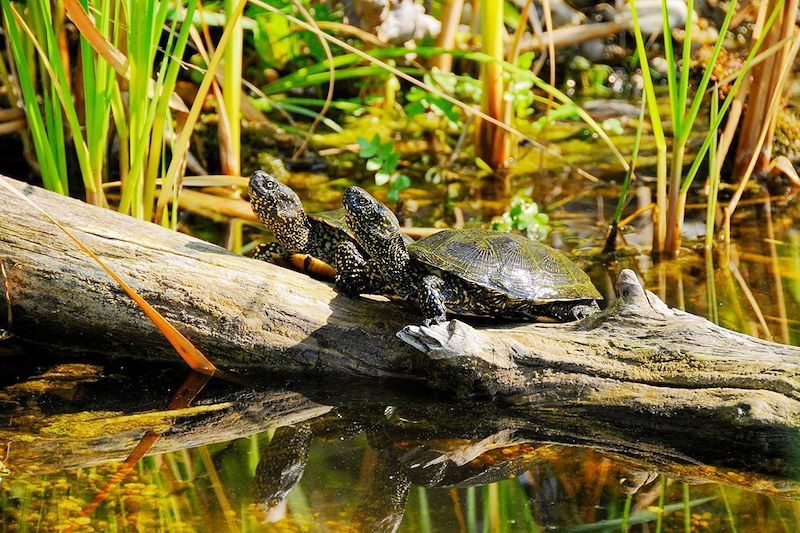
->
[2, 110, 800, 531]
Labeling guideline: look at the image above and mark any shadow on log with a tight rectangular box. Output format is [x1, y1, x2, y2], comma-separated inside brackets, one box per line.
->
[1, 175, 800, 472]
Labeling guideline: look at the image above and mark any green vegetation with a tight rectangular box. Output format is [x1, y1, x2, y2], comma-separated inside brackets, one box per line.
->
[357, 134, 411, 203]
[491, 188, 551, 241]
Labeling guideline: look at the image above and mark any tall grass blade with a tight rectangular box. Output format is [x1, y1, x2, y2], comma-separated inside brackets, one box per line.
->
[681, 0, 786, 191]
[656, 475, 666, 533]
[705, 87, 721, 250]
[682, 483, 691, 532]
[155, 0, 249, 225]
[719, 485, 739, 533]
[566, 497, 717, 532]
[1, 0, 65, 194]
[620, 494, 632, 531]
[63, 0, 128, 73]
[222, 0, 243, 174]
[10, 2, 98, 202]
[628, 0, 668, 251]
[417, 487, 433, 533]
[467, 486, 478, 533]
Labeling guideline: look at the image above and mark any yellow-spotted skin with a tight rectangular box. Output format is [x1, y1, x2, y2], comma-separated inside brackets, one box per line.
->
[248, 170, 357, 267]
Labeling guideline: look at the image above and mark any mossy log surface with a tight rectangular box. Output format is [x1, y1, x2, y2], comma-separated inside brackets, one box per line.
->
[2, 176, 800, 450]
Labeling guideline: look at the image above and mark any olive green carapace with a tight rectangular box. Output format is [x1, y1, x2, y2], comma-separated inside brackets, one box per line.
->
[409, 229, 603, 303]
[336, 186, 602, 325]
[248, 170, 352, 266]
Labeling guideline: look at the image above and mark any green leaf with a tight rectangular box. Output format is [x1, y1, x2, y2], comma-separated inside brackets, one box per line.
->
[383, 151, 400, 172]
[375, 172, 391, 186]
[405, 100, 426, 117]
[433, 98, 460, 123]
[366, 159, 382, 172]
[517, 51, 535, 70]
[357, 135, 378, 158]
[379, 139, 394, 160]
[475, 157, 493, 173]
[394, 174, 411, 190]
[405, 86, 426, 102]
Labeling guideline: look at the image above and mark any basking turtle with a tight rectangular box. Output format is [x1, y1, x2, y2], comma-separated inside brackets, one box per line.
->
[335, 186, 602, 324]
[249, 170, 356, 267]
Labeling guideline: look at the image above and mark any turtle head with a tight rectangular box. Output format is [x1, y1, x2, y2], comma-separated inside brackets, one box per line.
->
[249, 170, 311, 253]
[342, 186, 406, 257]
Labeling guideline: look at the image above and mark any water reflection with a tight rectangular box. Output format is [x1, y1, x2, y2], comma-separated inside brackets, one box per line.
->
[1, 354, 799, 532]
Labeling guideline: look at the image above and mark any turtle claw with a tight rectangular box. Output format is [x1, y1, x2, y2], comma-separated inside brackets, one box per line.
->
[422, 314, 447, 327]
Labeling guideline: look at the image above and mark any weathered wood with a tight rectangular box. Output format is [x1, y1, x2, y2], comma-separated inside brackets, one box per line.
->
[2, 175, 800, 443]
[0, 176, 424, 377]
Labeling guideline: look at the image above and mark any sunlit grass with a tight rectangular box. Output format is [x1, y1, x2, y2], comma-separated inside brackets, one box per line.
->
[628, 0, 785, 257]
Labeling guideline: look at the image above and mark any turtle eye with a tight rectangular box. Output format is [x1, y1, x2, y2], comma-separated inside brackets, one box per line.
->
[265, 180, 277, 190]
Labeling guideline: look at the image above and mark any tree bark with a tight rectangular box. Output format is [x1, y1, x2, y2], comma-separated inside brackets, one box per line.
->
[2, 175, 800, 443]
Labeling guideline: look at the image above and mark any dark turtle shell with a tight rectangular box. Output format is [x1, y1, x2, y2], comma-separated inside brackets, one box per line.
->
[407, 228, 601, 302]
[311, 209, 352, 234]
[312, 209, 413, 244]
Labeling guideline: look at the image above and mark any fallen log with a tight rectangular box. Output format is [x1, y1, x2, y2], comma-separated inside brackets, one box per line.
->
[2, 175, 800, 444]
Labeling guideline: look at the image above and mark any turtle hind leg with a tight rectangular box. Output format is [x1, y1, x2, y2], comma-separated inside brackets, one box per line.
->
[419, 275, 447, 325]
[539, 300, 600, 322]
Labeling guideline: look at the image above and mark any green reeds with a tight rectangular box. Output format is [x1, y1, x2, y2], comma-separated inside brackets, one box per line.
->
[604, 96, 647, 256]
[155, 0, 248, 226]
[2, 0, 204, 220]
[2, 0, 83, 198]
[629, 0, 785, 257]
[477, 0, 508, 169]
[222, 0, 243, 176]
[123, 0, 199, 221]
[417, 487, 433, 533]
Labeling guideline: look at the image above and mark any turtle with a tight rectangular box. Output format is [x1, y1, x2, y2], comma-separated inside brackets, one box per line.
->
[335, 186, 602, 325]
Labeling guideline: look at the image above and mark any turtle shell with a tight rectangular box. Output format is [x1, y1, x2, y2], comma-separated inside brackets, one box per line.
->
[311, 209, 354, 238]
[313, 209, 413, 244]
[407, 228, 601, 302]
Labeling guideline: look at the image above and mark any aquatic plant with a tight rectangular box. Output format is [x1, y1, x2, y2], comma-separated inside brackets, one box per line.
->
[357, 134, 411, 203]
[0, 0, 247, 226]
[491, 189, 551, 241]
[476, 0, 508, 170]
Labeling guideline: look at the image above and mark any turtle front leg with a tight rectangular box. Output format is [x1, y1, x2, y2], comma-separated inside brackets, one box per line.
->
[252, 242, 288, 263]
[334, 241, 373, 296]
[419, 275, 447, 325]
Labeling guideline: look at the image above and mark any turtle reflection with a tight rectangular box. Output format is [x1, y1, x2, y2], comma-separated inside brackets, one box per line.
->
[252, 423, 313, 521]
[251, 410, 555, 532]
